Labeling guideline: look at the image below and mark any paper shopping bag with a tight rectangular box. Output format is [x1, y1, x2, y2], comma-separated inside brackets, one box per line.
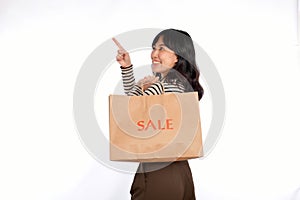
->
[109, 92, 203, 162]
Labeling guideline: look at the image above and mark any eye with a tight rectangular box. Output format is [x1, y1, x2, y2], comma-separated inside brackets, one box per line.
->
[152, 45, 166, 51]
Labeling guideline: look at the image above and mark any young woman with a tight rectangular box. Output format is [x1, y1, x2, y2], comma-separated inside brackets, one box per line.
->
[113, 29, 204, 200]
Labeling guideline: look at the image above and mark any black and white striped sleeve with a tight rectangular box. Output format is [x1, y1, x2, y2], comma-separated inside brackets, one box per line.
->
[163, 82, 185, 93]
[143, 82, 164, 95]
[121, 65, 138, 95]
[121, 65, 185, 96]
[143, 81, 185, 95]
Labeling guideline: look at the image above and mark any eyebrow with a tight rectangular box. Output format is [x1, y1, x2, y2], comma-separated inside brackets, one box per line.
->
[153, 43, 166, 47]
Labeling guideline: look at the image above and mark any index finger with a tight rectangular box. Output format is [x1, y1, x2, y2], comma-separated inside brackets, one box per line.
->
[112, 37, 126, 51]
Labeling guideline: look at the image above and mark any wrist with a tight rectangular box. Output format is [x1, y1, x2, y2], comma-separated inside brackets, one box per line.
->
[120, 64, 132, 69]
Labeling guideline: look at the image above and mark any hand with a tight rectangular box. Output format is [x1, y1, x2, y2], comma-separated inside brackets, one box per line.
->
[112, 37, 132, 68]
[137, 75, 159, 90]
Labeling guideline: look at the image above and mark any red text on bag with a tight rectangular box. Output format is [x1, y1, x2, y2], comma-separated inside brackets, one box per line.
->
[137, 119, 173, 131]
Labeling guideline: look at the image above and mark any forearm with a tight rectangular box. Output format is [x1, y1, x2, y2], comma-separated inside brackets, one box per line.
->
[120, 65, 135, 95]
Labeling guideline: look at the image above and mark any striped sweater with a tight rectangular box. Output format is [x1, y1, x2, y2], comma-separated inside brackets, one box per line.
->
[121, 65, 186, 96]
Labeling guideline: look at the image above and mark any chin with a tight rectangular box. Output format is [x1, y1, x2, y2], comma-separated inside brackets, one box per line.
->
[151, 64, 162, 71]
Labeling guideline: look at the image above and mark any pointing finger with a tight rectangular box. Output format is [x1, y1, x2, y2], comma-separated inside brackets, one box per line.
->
[112, 37, 126, 51]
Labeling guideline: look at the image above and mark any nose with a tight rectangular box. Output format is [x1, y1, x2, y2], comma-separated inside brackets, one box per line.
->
[151, 49, 159, 60]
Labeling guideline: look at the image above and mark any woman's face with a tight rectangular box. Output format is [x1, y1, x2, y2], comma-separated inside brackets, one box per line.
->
[151, 36, 178, 75]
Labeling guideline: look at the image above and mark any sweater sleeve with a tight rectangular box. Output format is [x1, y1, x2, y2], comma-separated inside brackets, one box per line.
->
[143, 81, 185, 95]
[121, 65, 185, 96]
[121, 65, 141, 95]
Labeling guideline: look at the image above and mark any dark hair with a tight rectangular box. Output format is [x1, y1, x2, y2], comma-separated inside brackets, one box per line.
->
[152, 29, 204, 100]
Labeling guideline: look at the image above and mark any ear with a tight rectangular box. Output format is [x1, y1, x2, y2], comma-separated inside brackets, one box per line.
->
[170, 54, 178, 68]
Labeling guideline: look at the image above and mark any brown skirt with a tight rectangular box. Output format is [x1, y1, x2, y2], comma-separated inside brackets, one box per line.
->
[130, 161, 196, 200]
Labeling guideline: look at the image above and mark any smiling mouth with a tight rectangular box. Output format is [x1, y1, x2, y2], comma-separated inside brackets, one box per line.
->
[151, 62, 161, 68]
[152, 61, 161, 64]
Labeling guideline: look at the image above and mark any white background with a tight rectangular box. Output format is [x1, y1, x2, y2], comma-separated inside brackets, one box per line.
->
[0, 0, 300, 199]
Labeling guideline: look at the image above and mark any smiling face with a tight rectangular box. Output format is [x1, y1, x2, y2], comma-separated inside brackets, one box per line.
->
[151, 36, 178, 76]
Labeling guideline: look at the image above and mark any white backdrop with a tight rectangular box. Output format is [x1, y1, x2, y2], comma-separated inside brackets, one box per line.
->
[0, 0, 299, 199]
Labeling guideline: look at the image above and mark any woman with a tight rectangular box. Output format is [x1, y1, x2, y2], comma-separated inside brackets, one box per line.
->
[113, 29, 204, 200]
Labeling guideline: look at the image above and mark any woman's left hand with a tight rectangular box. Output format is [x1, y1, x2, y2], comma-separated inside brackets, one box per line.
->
[137, 75, 159, 90]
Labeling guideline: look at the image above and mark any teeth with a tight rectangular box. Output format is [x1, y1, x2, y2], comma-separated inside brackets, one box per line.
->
[153, 61, 160, 63]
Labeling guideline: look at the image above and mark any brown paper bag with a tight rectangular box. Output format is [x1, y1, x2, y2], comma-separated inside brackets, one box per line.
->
[109, 92, 203, 162]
